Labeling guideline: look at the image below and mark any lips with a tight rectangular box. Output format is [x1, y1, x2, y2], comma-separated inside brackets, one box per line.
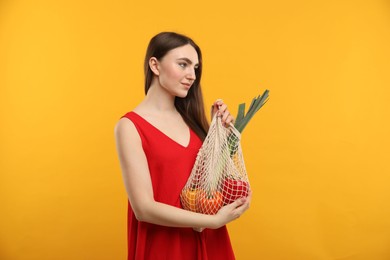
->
[181, 82, 192, 88]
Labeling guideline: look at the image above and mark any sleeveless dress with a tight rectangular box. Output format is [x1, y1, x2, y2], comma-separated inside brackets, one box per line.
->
[121, 111, 235, 260]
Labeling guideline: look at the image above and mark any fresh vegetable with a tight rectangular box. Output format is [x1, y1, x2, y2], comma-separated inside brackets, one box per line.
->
[234, 89, 269, 133]
[221, 178, 250, 205]
[181, 89, 269, 216]
[228, 89, 270, 156]
[181, 188, 199, 212]
[198, 191, 223, 215]
[215, 90, 268, 207]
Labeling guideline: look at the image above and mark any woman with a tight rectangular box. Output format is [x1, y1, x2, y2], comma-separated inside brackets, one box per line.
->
[115, 32, 251, 260]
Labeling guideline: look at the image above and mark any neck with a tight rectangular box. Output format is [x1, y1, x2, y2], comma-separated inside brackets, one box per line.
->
[141, 81, 177, 113]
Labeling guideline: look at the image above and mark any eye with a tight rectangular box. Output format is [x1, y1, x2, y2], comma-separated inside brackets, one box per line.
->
[178, 62, 187, 68]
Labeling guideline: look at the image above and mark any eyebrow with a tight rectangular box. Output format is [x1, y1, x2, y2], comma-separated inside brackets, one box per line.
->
[177, 57, 199, 67]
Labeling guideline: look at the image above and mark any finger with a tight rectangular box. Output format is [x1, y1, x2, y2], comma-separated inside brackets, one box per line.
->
[245, 190, 253, 201]
[234, 194, 251, 211]
[195, 227, 204, 232]
[212, 100, 224, 116]
[241, 192, 252, 208]
[234, 201, 250, 215]
[217, 104, 228, 121]
[223, 197, 245, 210]
[218, 103, 227, 114]
[222, 110, 230, 122]
[214, 99, 224, 111]
[232, 197, 246, 208]
[222, 114, 235, 128]
[224, 114, 234, 126]
[214, 98, 223, 105]
[243, 198, 250, 209]
[242, 196, 251, 209]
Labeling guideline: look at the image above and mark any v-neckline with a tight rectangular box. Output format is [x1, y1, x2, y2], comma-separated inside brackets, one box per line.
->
[131, 111, 192, 149]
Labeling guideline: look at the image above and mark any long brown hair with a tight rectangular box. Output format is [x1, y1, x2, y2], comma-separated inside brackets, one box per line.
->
[144, 32, 209, 140]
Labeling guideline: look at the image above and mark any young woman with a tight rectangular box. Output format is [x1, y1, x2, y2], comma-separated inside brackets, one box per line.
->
[115, 32, 251, 260]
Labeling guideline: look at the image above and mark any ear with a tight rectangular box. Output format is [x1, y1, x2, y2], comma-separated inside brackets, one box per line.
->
[149, 57, 160, 76]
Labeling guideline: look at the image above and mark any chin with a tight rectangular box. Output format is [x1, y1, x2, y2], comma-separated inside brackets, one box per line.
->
[175, 90, 190, 98]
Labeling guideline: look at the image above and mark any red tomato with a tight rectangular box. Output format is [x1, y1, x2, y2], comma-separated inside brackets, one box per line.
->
[221, 179, 249, 205]
[198, 191, 223, 215]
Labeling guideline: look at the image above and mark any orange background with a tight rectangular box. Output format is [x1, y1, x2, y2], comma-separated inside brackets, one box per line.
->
[1, 0, 390, 259]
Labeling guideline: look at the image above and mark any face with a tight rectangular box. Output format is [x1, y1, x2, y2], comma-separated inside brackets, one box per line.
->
[151, 44, 199, 98]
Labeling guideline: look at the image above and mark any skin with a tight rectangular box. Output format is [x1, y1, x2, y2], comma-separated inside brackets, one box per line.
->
[114, 44, 251, 231]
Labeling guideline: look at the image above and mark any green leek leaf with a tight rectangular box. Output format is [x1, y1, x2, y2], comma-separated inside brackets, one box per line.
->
[234, 89, 269, 133]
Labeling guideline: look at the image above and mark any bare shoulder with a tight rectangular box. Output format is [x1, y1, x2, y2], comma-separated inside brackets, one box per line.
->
[114, 117, 141, 146]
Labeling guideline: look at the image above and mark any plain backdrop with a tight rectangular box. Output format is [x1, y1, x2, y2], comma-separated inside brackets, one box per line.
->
[1, 0, 390, 259]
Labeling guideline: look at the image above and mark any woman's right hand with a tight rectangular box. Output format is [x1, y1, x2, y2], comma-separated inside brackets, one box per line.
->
[213, 191, 252, 229]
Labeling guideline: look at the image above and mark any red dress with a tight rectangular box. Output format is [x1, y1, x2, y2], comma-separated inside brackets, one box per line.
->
[121, 112, 235, 260]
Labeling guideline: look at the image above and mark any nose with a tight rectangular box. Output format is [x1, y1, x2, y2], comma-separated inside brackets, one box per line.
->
[186, 67, 196, 81]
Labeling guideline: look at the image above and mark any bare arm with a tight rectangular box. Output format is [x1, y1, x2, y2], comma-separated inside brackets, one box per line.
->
[114, 118, 250, 230]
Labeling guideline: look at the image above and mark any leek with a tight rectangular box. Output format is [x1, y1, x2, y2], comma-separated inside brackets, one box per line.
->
[234, 89, 270, 133]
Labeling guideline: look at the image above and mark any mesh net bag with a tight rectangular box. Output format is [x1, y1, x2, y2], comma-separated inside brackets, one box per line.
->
[180, 113, 250, 215]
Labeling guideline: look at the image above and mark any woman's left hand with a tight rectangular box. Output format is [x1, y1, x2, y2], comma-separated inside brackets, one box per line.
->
[212, 99, 235, 127]
[193, 227, 204, 232]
